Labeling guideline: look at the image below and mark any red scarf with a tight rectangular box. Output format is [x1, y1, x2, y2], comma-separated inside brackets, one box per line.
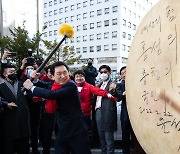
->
[45, 81, 62, 113]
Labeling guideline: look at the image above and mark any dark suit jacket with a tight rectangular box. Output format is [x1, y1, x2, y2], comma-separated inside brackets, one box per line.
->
[0, 81, 30, 140]
[98, 79, 122, 132]
[117, 80, 129, 121]
[33, 80, 88, 138]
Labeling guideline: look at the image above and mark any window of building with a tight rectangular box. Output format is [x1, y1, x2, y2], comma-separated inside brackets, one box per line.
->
[128, 22, 131, 28]
[71, 16, 74, 21]
[83, 24, 87, 30]
[127, 46, 131, 52]
[112, 6, 118, 12]
[112, 31, 117, 38]
[129, 10, 131, 16]
[112, 18, 117, 25]
[59, 0, 63, 3]
[49, 21, 52, 26]
[65, 17, 68, 22]
[97, 33, 101, 40]
[59, 18, 63, 24]
[97, 21, 101, 28]
[49, 1, 52, 6]
[122, 57, 128, 63]
[105, 0, 109, 2]
[122, 44, 126, 51]
[123, 19, 126, 26]
[49, 11, 52, 16]
[83, 47, 87, 53]
[90, 23, 94, 29]
[90, 0, 94, 6]
[44, 12, 47, 18]
[77, 3, 81, 9]
[97, 0, 102, 4]
[44, 3, 47, 8]
[77, 25, 81, 31]
[96, 45, 101, 52]
[90, 46, 94, 52]
[123, 7, 126, 14]
[83, 1, 87, 7]
[134, 13, 136, 19]
[83, 35, 87, 41]
[71, 5, 74, 11]
[104, 8, 109, 14]
[54, 0, 57, 5]
[104, 20, 109, 27]
[133, 24, 136, 30]
[71, 38, 74, 43]
[49, 31, 52, 36]
[77, 14, 81, 20]
[76, 36, 81, 43]
[104, 45, 109, 51]
[90, 11, 95, 17]
[54, 9, 57, 15]
[54, 30, 58, 35]
[112, 44, 117, 51]
[83, 13, 87, 19]
[44, 32, 47, 37]
[128, 34, 131, 40]
[76, 48, 80, 53]
[97, 9, 102, 16]
[65, 39, 68, 44]
[59, 8, 63, 14]
[104, 32, 109, 39]
[54, 20, 57, 25]
[122, 32, 126, 38]
[89, 34, 94, 41]
[65, 6, 68, 12]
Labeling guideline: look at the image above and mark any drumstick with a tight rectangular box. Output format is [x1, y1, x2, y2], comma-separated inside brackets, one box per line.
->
[157, 89, 180, 113]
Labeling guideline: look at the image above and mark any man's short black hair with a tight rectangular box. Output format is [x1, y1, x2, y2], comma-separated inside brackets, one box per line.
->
[120, 66, 126, 75]
[4, 64, 16, 69]
[73, 70, 85, 78]
[99, 65, 111, 72]
[88, 58, 93, 61]
[50, 61, 69, 75]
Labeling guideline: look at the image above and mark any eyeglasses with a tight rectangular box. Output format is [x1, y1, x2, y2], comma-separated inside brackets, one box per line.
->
[100, 71, 108, 74]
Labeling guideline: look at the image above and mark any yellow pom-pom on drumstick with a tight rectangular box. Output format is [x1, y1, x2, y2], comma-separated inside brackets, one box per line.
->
[59, 23, 74, 40]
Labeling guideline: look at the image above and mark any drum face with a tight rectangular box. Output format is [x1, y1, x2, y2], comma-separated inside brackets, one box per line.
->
[126, 0, 180, 153]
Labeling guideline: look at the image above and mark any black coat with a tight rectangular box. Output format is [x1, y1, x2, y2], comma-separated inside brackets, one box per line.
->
[98, 80, 122, 132]
[0, 81, 30, 140]
[84, 65, 98, 85]
[32, 80, 88, 138]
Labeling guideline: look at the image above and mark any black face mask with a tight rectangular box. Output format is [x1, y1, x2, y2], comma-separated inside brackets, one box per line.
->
[88, 62, 92, 66]
[8, 74, 17, 81]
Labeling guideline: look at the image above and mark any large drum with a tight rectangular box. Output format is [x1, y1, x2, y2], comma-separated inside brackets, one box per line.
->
[126, 0, 180, 153]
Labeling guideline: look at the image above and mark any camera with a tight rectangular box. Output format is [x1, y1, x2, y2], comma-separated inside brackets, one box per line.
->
[26, 49, 35, 66]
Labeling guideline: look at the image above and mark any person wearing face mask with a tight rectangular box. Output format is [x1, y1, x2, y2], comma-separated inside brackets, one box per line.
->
[23, 64, 42, 154]
[0, 65, 30, 154]
[95, 65, 122, 154]
[84, 58, 98, 86]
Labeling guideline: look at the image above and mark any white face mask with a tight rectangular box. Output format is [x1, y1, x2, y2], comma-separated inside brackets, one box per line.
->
[101, 73, 109, 81]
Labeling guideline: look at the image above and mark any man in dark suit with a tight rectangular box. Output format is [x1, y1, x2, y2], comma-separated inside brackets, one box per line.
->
[118, 66, 145, 154]
[23, 61, 91, 154]
[95, 65, 122, 154]
[0, 65, 30, 154]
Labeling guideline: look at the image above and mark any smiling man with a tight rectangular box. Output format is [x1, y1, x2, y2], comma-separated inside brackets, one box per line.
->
[23, 61, 91, 154]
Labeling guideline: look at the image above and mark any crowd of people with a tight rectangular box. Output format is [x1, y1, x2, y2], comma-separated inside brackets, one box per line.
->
[0, 51, 145, 154]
